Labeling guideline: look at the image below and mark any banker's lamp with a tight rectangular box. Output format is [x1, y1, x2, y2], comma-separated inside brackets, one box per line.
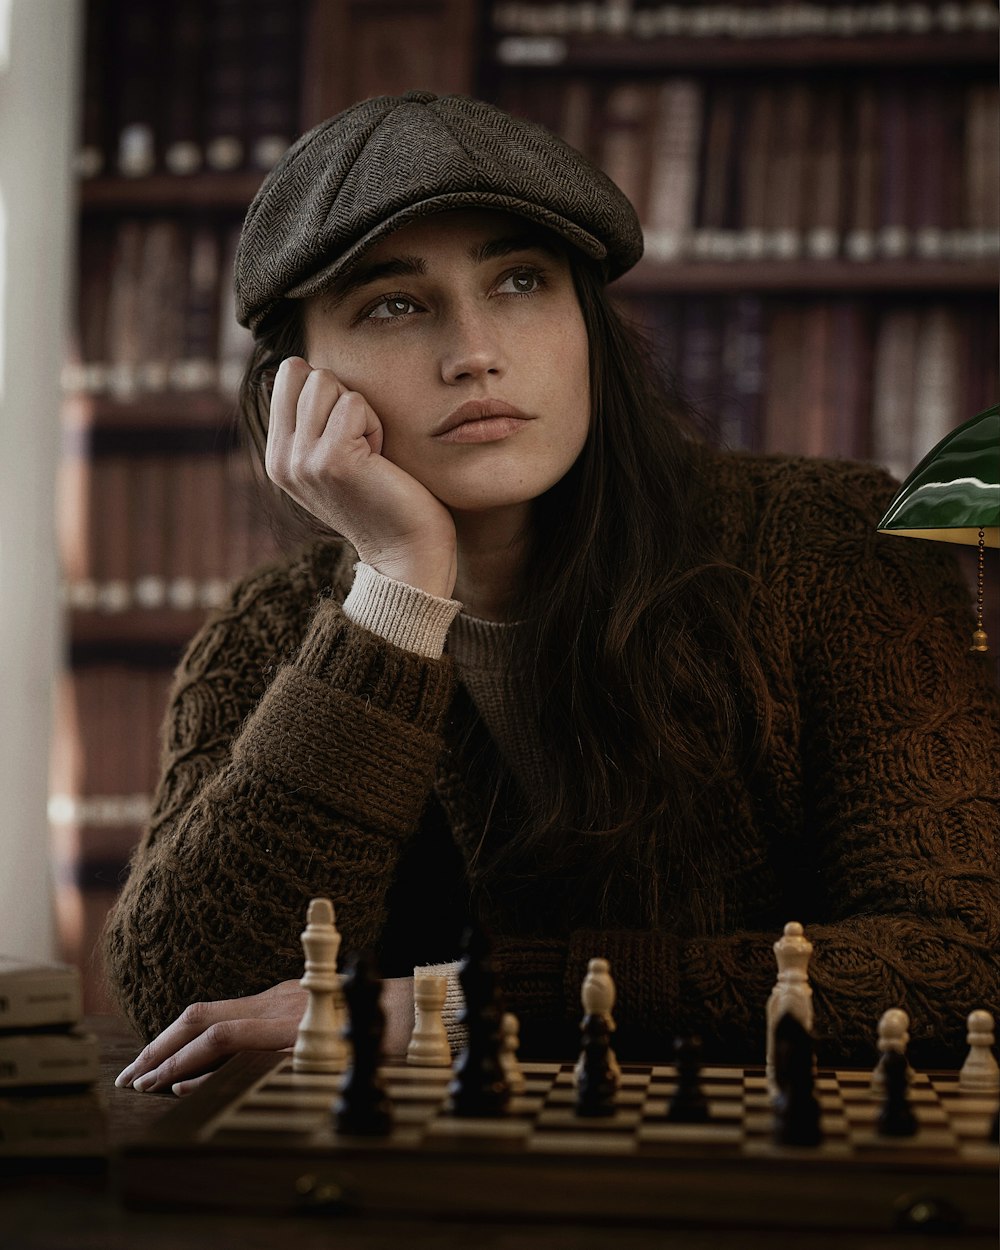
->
[877, 404, 1000, 654]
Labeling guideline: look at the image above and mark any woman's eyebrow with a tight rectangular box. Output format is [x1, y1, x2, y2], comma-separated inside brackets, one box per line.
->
[471, 233, 561, 263]
[325, 255, 426, 307]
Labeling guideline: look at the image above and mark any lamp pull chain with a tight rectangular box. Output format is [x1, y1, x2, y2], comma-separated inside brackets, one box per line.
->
[970, 527, 989, 654]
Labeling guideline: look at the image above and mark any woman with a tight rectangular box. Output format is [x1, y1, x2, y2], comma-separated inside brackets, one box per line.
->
[107, 92, 999, 1096]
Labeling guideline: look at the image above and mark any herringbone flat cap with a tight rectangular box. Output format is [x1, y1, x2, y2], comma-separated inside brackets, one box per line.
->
[235, 90, 643, 332]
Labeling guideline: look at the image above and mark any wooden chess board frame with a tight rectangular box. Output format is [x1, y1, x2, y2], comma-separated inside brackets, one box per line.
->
[115, 1053, 999, 1233]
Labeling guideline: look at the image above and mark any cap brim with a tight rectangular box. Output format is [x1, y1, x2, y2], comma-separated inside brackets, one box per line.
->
[283, 192, 611, 303]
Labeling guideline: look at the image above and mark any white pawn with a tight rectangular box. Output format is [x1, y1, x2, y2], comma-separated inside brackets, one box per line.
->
[960, 1009, 1000, 1092]
[574, 956, 621, 1086]
[406, 975, 451, 1067]
[872, 1007, 912, 1090]
[500, 1011, 525, 1094]
[293, 897, 347, 1073]
[765, 921, 814, 1097]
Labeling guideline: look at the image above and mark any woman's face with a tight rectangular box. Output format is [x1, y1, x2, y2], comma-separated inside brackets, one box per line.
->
[302, 209, 591, 517]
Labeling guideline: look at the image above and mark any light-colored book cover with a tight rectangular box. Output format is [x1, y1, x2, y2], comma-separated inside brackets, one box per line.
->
[0, 956, 82, 1031]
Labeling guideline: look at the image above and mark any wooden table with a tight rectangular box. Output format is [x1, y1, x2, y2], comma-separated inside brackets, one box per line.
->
[1, 1017, 995, 1250]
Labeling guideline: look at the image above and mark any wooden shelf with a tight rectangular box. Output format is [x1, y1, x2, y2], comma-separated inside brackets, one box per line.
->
[492, 31, 997, 71]
[78, 172, 266, 212]
[61, 394, 241, 453]
[69, 607, 209, 654]
[618, 258, 1000, 294]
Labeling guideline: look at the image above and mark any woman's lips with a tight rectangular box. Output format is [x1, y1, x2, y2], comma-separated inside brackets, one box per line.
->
[433, 399, 533, 443]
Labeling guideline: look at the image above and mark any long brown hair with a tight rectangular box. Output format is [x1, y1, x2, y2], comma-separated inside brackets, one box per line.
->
[497, 261, 774, 929]
[236, 254, 774, 930]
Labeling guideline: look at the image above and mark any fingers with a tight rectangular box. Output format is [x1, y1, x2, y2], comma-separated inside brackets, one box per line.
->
[266, 357, 381, 493]
[123, 1016, 298, 1095]
[115, 999, 231, 1089]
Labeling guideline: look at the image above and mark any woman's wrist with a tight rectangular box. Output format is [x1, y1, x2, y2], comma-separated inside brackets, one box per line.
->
[343, 562, 462, 658]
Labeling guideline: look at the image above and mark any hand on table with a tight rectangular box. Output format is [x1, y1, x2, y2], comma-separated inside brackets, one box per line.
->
[115, 977, 418, 1097]
[115, 979, 307, 1097]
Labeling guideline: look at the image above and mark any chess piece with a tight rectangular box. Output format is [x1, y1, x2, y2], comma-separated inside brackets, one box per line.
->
[765, 922, 814, 1098]
[666, 1035, 710, 1124]
[293, 897, 347, 1074]
[772, 1012, 822, 1147]
[574, 957, 620, 1087]
[333, 952, 392, 1136]
[877, 1048, 918, 1138]
[500, 1012, 525, 1094]
[872, 1007, 912, 1091]
[449, 925, 510, 1117]
[575, 1012, 617, 1118]
[959, 1009, 1000, 1093]
[407, 975, 451, 1067]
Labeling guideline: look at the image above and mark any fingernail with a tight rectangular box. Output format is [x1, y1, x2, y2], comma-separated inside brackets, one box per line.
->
[114, 1069, 132, 1088]
[133, 1073, 157, 1093]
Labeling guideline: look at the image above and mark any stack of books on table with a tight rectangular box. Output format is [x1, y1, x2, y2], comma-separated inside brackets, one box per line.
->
[0, 956, 106, 1158]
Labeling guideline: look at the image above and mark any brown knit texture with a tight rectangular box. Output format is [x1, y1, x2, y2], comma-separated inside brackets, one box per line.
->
[102, 452, 1000, 1065]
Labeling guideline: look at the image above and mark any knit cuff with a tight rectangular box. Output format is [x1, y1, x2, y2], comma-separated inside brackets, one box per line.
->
[343, 563, 461, 659]
[294, 596, 455, 724]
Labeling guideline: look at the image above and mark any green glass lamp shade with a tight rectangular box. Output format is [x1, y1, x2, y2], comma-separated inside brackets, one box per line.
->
[877, 404, 1000, 548]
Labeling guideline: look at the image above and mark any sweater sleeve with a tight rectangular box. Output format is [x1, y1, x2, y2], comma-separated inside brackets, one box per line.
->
[491, 463, 1000, 1067]
[101, 553, 457, 1040]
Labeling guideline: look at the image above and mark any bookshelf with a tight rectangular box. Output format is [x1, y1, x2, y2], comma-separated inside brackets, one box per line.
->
[56, 0, 999, 1009]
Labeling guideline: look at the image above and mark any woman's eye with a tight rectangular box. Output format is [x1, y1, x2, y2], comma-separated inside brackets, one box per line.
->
[367, 296, 416, 320]
[497, 269, 542, 295]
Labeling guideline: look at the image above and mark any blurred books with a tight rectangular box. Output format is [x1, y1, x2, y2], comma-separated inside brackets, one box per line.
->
[0, 957, 106, 1157]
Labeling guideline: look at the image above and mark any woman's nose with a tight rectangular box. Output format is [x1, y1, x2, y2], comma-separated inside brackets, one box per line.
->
[440, 307, 506, 384]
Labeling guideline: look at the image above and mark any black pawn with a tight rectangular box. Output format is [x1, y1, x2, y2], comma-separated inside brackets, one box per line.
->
[876, 1048, 918, 1138]
[575, 1013, 617, 1118]
[334, 952, 392, 1137]
[666, 1035, 710, 1124]
[449, 925, 510, 1117]
[772, 1012, 823, 1147]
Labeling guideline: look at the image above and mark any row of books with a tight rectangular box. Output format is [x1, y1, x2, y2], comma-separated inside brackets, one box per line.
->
[499, 77, 999, 262]
[78, 0, 305, 179]
[58, 452, 280, 613]
[50, 666, 175, 865]
[66, 218, 252, 401]
[617, 294, 997, 478]
[492, 1, 998, 39]
[0, 957, 104, 1157]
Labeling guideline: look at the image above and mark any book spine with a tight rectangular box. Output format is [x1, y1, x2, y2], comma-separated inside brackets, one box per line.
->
[871, 307, 920, 480]
[911, 305, 961, 461]
[804, 85, 844, 261]
[204, 0, 249, 173]
[845, 84, 880, 261]
[113, 0, 162, 177]
[0, 1032, 99, 1090]
[644, 78, 702, 261]
[246, 0, 303, 172]
[877, 83, 911, 259]
[717, 294, 765, 453]
[600, 81, 654, 226]
[162, 0, 206, 176]
[0, 971, 82, 1032]
[765, 81, 810, 260]
[77, 0, 110, 178]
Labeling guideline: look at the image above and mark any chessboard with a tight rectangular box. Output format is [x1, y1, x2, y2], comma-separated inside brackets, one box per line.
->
[116, 1051, 999, 1233]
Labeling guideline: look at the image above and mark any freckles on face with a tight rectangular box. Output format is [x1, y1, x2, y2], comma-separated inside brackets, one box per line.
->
[301, 210, 591, 513]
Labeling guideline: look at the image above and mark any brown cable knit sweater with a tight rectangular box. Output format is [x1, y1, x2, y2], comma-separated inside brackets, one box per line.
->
[102, 450, 1000, 1065]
